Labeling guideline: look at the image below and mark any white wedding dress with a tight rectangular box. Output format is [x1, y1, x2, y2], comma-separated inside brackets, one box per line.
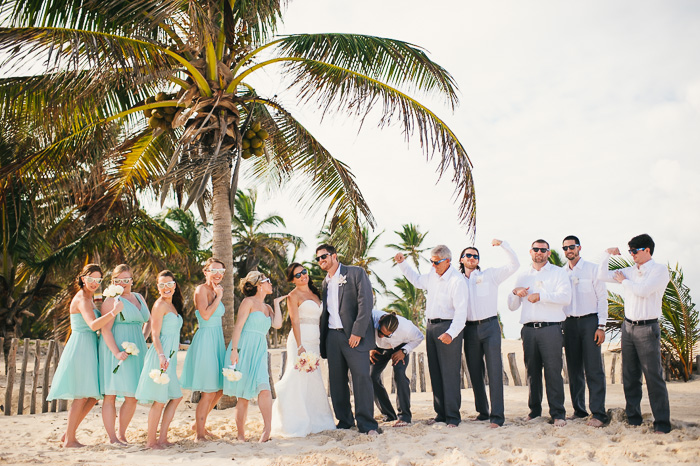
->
[271, 300, 336, 437]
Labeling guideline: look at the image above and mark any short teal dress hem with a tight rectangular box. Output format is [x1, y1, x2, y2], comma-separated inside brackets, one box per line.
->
[179, 302, 226, 393]
[223, 311, 271, 400]
[135, 312, 183, 405]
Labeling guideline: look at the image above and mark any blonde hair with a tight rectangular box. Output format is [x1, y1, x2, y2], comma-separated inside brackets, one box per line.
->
[203, 257, 225, 272]
[112, 264, 131, 277]
[238, 271, 265, 296]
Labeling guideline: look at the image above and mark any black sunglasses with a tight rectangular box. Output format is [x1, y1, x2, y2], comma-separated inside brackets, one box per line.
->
[562, 244, 580, 251]
[461, 253, 479, 259]
[531, 247, 549, 253]
[378, 328, 394, 338]
[294, 269, 308, 279]
[430, 258, 448, 265]
[315, 253, 332, 262]
[629, 247, 646, 255]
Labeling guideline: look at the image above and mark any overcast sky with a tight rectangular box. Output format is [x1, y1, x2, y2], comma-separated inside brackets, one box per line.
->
[237, 0, 700, 338]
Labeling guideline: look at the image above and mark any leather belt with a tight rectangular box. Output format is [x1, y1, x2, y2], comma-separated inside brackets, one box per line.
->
[466, 316, 497, 326]
[428, 318, 452, 324]
[523, 321, 561, 328]
[567, 313, 597, 319]
[625, 318, 658, 326]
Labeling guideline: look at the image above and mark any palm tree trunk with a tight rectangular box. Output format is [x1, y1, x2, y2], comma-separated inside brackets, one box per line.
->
[210, 163, 235, 344]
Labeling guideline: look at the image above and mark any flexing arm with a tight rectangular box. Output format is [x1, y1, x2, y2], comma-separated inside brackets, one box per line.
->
[396, 254, 429, 290]
[491, 240, 520, 284]
[79, 298, 122, 331]
[597, 250, 622, 283]
[621, 264, 670, 298]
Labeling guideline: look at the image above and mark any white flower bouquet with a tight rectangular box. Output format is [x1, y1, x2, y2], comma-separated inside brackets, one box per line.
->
[113, 341, 140, 373]
[294, 351, 321, 373]
[222, 364, 243, 382]
[149, 350, 175, 384]
[103, 284, 125, 320]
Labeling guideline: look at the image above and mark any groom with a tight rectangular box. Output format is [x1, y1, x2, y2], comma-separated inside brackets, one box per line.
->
[317, 244, 380, 435]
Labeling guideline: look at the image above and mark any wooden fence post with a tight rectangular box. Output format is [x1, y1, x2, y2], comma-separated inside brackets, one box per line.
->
[50, 343, 61, 412]
[418, 352, 426, 392]
[279, 350, 287, 380]
[460, 354, 469, 389]
[410, 355, 417, 392]
[561, 353, 569, 384]
[56, 343, 67, 412]
[4, 338, 19, 415]
[41, 340, 56, 413]
[267, 352, 276, 399]
[0, 336, 4, 375]
[17, 339, 31, 415]
[30, 340, 41, 414]
[610, 353, 618, 385]
[502, 354, 509, 386]
[507, 353, 522, 386]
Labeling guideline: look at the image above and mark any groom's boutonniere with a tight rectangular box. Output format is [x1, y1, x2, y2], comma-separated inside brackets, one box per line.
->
[337, 274, 347, 286]
[571, 276, 580, 285]
[475, 276, 483, 285]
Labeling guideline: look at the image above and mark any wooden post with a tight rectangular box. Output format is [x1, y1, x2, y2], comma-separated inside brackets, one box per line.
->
[30, 340, 41, 415]
[460, 354, 468, 389]
[391, 372, 396, 394]
[507, 353, 522, 386]
[502, 354, 509, 386]
[418, 352, 426, 392]
[561, 353, 569, 384]
[267, 352, 276, 399]
[611, 353, 618, 385]
[56, 343, 67, 412]
[0, 336, 4, 375]
[696, 355, 699, 374]
[601, 353, 606, 376]
[51, 343, 60, 412]
[42, 340, 56, 413]
[4, 338, 19, 415]
[662, 352, 670, 381]
[410, 354, 417, 392]
[483, 355, 489, 386]
[17, 339, 31, 415]
[279, 350, 287, 380]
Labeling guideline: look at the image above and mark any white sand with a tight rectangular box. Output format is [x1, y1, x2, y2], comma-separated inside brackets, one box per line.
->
[2, 340, 699, 465]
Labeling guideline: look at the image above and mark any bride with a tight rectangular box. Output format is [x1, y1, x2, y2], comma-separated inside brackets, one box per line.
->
[271, 263, 336, 437]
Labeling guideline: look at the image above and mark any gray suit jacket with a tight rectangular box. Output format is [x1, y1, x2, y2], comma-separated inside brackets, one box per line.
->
[319, 264, 376, 358]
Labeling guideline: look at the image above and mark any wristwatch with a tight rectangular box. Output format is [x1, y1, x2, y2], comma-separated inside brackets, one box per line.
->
[401, 349, 408, 355]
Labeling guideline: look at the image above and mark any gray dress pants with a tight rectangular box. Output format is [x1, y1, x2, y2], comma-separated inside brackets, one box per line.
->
[621, 320, 671, 433]
[370, 345, 412, 423]
[563, 314, 607, 422]
[426, 320, 464, 425]
[521, 323, 566, 420]
[463, 318, 505, 425]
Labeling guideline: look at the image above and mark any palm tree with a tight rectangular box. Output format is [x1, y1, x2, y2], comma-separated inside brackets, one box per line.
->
[0, 0, 475, 340]
[548, 249, 565, 267]
[605, 256, 699, 381]
[386, 277, 426, 330]
[387, 223, 429, 272]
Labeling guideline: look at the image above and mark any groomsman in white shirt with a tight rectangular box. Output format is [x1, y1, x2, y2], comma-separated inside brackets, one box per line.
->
[560, 235, 608, 427]
[459, 239, 519, 428]
[508, 239, 571, 427]
[598, 233, 671, 433]
[396, 245, 468, 427]
[369, 310, 425, 427]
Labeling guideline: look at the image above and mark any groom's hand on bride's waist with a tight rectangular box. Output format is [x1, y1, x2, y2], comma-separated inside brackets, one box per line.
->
[348, 334, 361, 348]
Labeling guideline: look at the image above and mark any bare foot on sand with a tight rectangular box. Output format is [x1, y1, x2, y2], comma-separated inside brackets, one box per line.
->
[63, 440, 85, 448]
[146, 443, 166, 450]
[553, 419, 567, 427]
[259, 429, 271, 442]
[586, 418, 604, 428]
[489, 423, 500, 429]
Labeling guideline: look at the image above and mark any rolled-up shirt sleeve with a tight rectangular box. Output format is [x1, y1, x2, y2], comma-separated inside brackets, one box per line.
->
[597, 253, 618, 283]
[539, 269, 572, 306]
[402, 324, 425, 354]
[621, 266, 669, 298]
[594, 274, 608, 326]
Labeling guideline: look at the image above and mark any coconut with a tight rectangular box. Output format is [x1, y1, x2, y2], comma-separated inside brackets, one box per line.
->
[241, 149, 253, 159]
[241, 139, 251, 149]
[252, 121, 262, 132]
[164, 106, 176, 114]
[256, 129, 269, 140]
[148, 116, 161, 129]
[144, 108, 153, 118]
[155, 92, 167, 102]
[244, 129, 256, 139]
[152, 109, 164, 119]
[253, 148, 264, 157]
[146, 96, 156, 104]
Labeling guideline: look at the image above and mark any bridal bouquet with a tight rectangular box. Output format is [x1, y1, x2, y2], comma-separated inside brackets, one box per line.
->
[103, 284, 125, 320]
[149, 350, 175, 384]
[222, 365, 243, 382]
[294, 351, 321, 373]
[112, 341, 140, 373]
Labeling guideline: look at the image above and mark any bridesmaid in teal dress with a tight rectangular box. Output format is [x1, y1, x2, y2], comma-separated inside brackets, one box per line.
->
[180, 257, 226, 441]
[224, 271, 282, 442]
[134, 270, 184, 449]
[99, 264, 151, 444]
[47, 264, 123, 448]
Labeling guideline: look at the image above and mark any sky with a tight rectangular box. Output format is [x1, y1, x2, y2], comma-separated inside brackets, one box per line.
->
[236, 0, 700, 339]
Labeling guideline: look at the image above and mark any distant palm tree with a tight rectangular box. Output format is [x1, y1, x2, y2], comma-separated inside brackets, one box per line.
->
[387, 223, 429, 272]
[386, 277, 426, 330]
[605, 257, 699, 381]
[548, 250, 565, 267]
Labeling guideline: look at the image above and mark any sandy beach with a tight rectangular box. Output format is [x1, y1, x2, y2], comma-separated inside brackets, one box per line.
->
[2, 341, 699, 466]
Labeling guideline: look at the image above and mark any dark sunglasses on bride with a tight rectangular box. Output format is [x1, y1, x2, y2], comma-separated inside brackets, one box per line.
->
[294, 269, 308, 279]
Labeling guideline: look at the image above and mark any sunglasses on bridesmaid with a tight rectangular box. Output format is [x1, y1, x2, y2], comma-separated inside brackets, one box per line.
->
[157, 281, 176, 289]
[83, 276, 103, 284]
[294, 269, 308, 279]
[113, 278, 132, 285]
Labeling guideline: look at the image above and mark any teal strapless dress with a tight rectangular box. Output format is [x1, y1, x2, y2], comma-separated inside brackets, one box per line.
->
[99, 294, 150, 397]
[48, 310, 101, 400]
[180, 302, 226, 392]
[135, 312, 183, 404]
[223, 311, 271, 399]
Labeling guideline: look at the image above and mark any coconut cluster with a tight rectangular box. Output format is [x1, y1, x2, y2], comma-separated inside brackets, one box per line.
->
[240, 121, 269, 159]
[144, 92, 176, 131]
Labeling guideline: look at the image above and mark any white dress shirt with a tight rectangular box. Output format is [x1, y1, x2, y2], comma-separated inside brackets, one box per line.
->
[597, 254, 669, 321]
[325, 264, 344, 329]
[507, 262, 571, 324]
[398, 261, 468, 339]
[463, 241, 519, 321]
[372, 309, 425, 354]
[561, 259, 608, 326]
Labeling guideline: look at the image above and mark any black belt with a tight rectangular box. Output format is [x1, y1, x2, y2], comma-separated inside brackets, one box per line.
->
[523, 321, 561, 328]
[466, 316, 497, 326]
[567, 313, 597, 320]
[428, 318, 452, 324]
[625, 317, 658, 326]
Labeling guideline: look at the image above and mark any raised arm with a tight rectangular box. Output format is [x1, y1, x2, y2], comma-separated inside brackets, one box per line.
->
[396, 253, 429, 290]
[269, 302, 283, 330]
[491, 239, 520, 284]
[621, 264, 670, 298]
[597, 249, 621, 283]
[194, 283, 223, 320]
[79, 297, 122, 331]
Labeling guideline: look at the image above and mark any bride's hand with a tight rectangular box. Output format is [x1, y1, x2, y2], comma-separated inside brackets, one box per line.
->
[297, 345, 306, 356]
[274, 294, 288, 304]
